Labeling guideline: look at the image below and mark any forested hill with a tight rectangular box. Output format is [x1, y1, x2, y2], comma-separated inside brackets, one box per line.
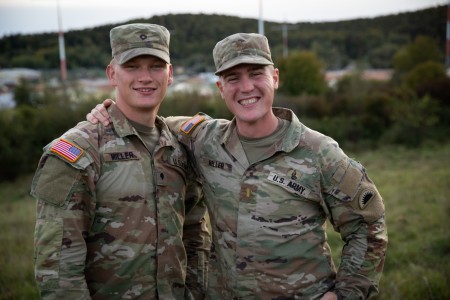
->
[0, 5, 446, 72]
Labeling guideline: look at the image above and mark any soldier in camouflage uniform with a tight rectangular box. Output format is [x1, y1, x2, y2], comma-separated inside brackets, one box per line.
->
[31, 23, 210, 300]
[88, 33, 388, 299]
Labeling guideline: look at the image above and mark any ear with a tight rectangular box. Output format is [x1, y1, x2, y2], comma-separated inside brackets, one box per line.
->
[215, 80, 225, 99]
[106, 64, 117, 86]
[167, 64, 174, 86]
[272, 68, 279, 90]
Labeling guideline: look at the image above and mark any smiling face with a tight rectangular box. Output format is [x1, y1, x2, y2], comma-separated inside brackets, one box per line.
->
[106, 55, 173, 125]
[216, 64, 280, 137]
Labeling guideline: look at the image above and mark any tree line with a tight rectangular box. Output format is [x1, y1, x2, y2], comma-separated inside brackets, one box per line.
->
[0, 5, 447, 73]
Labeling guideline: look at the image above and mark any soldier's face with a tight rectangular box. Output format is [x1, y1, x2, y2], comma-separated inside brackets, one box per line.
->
[216, 64, 278, 126]
[107, 55, 173, 115]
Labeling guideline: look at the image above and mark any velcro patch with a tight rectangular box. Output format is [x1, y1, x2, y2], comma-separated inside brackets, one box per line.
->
[267, 172, 312, 198]
[180, 114, 205, 134]
[50, 139, 84, 163]
[359, 189, 375, 209]
[202, 157, 232, 172]
[351, 183, 384, 223]
[104, 151, 139, 162]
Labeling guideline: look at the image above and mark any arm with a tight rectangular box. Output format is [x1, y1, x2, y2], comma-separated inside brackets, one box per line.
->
[182, 165, 211, 300]
[325, 160, 388, 299]
[32, 152, 95, 299]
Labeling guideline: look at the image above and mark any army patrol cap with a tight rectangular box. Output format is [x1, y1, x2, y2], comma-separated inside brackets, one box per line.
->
[213, 33, 273, 75]
[110, 23, 170, 64]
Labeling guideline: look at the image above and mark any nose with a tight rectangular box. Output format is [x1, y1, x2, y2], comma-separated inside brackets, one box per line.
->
[138, 68, 153, 83]
[240, 76, 254, 93]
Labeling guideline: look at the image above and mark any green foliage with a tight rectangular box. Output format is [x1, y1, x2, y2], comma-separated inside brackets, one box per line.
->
[380, 93, 441, 147]
[0, 86, 100, 181]
[0, 5, 446, 71]
[159, 91, 233, 120]
[0, 175, 39, 299]
[404, 61, 447, 89]
[277, 51, 327, 96]
[393, 36, 442, 82]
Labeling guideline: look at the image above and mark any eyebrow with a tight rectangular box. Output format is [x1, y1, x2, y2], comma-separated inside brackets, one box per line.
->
[223, 65, 266, 77]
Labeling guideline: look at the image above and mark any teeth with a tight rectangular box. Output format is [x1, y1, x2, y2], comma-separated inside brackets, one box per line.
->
[240, 98, 257, 105]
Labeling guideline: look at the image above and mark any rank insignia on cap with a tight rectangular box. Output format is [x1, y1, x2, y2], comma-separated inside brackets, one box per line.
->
[51, 139, 84, 162]
[180, 114, 205, 134]
[359, 189, 375, 209]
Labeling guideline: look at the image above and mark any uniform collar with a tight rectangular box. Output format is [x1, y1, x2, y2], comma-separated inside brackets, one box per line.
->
[221, 107, 305, 153]
[108, 104, 178, 148]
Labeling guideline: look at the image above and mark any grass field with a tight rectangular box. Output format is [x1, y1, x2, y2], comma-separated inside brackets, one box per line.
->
[0, 143, 449, 299]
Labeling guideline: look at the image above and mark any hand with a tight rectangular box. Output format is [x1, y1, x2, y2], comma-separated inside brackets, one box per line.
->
[86, 99, 114, 125]
[320, 292, 338, 300]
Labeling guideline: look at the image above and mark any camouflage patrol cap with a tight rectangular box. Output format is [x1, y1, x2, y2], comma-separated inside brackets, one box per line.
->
[110, 23, 170, 64]
[213, 33, 273, 75]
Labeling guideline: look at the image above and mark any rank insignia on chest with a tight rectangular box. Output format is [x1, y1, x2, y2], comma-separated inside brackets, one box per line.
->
[51, 139, 84, 162]
[240, 184, 257, 201]
[180, 114, 205, 134]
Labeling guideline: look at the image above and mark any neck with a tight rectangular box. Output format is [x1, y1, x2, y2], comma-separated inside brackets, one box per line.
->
[116, 102, 158, 127]
[236, 112, 278, 139]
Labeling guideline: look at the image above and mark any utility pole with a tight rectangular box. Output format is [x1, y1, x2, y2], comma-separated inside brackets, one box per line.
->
[57, 0, 67, 82]
[258, 0, 264, 35]
[446, 1, 450, 69]
[272, 22, 298, 57]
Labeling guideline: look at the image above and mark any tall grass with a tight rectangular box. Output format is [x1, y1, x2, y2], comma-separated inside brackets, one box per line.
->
[1, 144, 449, 299]
[327, 142, 450, 299]
[0, 174, 38, 299]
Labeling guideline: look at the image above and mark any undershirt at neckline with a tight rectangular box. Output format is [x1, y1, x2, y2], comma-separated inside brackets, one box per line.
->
[238, 118, 289, 165]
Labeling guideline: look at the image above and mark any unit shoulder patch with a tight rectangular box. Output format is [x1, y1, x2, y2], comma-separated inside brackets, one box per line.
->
[180, 114, 205, 135]
[50, 138, 84, 163]
[359, 189, 375, 209]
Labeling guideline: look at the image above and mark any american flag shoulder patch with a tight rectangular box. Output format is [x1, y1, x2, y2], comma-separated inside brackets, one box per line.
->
[50, 138, 84, 163]
[180, 114, 205, 135]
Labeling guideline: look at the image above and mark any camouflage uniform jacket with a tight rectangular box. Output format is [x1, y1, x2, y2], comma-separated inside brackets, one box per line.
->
[167, 107, 387, 300]
[31, 104, 210, 300]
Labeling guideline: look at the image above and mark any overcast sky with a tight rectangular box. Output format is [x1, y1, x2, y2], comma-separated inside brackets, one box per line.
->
[0, 0, 447, 37]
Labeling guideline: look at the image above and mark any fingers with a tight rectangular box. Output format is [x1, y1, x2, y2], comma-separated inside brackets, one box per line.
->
[96, 104, 111, 121]
[103, 99, 114, 107]
[319, 292, 338, 300]
[91, 104, 111, 126]
[86, 112, 98, 124]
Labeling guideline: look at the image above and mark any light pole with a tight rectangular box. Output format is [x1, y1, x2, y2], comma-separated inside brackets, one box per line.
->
[446, 1, 450, 69]
[57, 0, 67, 82]
[258, 0, 264, 35]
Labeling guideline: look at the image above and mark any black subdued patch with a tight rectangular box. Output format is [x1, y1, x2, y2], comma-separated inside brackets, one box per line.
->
[236, 261, 247, 270]
[359, 189, 375, 209]
[107, 151, 139, 161]
[206, 158, 232, 172]
[62, 238, 72, 248]
[119, 195, 144, 202]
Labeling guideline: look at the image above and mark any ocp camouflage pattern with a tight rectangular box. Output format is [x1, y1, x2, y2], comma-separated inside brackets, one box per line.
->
[31, 104, 210, 300]
[165, 107, 387, 299]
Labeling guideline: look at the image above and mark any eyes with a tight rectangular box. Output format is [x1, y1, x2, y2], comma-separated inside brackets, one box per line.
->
[122, 62, 166, 71]
[224, 70, 265, 83]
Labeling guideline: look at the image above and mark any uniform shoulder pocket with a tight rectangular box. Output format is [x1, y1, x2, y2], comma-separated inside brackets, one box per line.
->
[31, 156, 80, 207]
